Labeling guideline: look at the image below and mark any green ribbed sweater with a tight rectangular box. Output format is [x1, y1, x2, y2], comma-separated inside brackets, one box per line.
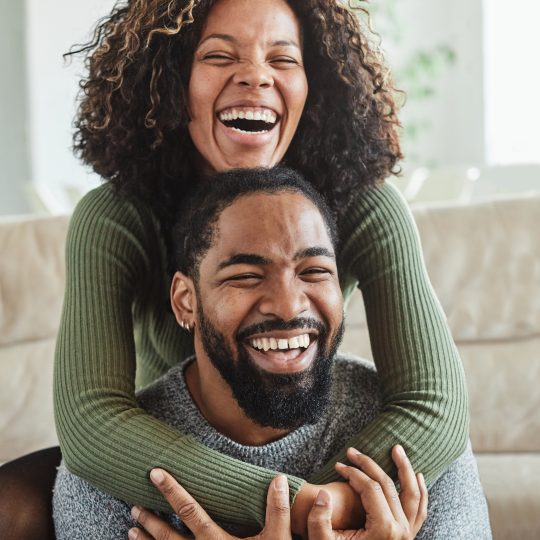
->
[53, 180, 469, 527]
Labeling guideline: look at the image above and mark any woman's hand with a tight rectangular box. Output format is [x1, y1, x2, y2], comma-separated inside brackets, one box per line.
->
[306, 445, 428, 539]
[129, 445, 427, 540]
[128, 469, 292, 540]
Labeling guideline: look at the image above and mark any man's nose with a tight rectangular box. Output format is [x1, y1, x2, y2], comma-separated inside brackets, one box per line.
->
[233, 61, 274, 89]
[258, 278, 310, 321]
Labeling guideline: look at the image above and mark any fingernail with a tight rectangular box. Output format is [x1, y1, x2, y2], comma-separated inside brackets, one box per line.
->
[314, 490, 328, 507]
[131, 506, 141, 520]
[349, 447, 362, 456]
[335, 461, 345, 468]
[397, 445, 406, 457]
[275, 475, 288, 492]
[418, 472, 425, 484]
[128, 528, 139, 539]
[150, 468, 165, 485]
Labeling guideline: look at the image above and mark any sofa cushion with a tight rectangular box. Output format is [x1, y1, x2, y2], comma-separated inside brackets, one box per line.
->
[0, 215, 69, 347]
[0, 215, 68, 463]
[476, 453, 540, 540]
[0, 338, 58, 462]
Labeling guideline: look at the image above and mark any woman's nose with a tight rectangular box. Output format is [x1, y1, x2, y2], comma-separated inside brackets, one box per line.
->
[232, 61, 274, 89]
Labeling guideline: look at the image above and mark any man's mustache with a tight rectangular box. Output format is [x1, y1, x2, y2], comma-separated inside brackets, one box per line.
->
[236, 317, 326, 343]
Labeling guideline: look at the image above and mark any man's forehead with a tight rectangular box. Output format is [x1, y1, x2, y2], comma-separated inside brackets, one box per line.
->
[209, 192, 334, 263]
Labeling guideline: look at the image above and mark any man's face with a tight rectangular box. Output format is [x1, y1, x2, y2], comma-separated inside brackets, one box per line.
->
[193, 191, 344, 429]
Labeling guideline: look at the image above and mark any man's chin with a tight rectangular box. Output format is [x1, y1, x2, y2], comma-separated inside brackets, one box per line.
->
[241, 339, 319, 375]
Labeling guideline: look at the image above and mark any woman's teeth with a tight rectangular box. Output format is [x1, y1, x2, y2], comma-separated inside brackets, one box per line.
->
[218, 107, 278, 134]
[219, 108, 277, 124]
[250, 334, 310, 352]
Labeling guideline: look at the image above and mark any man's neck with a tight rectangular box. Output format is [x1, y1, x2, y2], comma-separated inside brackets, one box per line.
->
[184, 358, 291, 446]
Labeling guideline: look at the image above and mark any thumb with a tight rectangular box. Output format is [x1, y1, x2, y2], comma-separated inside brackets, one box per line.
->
[261, 475, 292, 539]
[307, 489, 334, 540]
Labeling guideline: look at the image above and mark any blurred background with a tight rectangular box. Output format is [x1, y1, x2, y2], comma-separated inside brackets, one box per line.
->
[0, 0, 539, 215]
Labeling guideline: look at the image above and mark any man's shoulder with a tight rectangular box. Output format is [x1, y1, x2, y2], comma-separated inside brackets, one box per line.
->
[136, 359, 193, 425]
[331, 354, 381, 407]
[417, 444, 492, 539]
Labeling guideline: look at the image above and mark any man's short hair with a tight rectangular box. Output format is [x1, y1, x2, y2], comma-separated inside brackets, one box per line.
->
[172, 167, 338, 279]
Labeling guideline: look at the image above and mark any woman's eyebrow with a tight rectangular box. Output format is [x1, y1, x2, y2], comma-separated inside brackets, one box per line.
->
[199, 34, 300, 50]
[199, 33, 236, 46]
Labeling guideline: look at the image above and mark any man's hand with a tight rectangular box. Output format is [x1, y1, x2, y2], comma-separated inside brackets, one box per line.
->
[129, 445, 427, 540]
[306, 445, 428, 539]
[128, 469, 292, 540]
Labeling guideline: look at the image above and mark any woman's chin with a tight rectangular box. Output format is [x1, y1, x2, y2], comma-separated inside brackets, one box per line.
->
[210, 152, 281, 172]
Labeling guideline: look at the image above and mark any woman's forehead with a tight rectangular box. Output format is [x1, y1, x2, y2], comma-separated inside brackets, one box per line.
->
[198, 0, 302, 46]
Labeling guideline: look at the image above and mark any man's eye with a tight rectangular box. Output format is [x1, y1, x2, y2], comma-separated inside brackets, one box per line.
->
[227, 274, 261, 281]
[301, 268, 332, 278]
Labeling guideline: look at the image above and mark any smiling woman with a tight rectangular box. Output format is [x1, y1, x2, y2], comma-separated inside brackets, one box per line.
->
[187, 0, 308, 172]
[0, 0, 469, 539]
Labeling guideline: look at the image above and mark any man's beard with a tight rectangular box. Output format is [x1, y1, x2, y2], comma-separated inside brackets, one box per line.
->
[197, 308, 344, 431]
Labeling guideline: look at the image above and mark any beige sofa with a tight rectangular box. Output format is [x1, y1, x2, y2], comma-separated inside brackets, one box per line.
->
[1, 193, 539, 539]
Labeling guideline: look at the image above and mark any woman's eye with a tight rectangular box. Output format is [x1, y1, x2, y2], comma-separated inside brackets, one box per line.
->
[271, 57, 299, 66]
[203, 54, 234, 62]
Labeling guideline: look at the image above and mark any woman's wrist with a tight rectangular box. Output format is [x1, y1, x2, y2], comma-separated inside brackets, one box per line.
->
[291, 482, 318, 536]
[290, 481, 365, 537]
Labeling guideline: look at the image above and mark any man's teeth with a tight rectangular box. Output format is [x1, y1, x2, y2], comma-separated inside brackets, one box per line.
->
[250, 334, 311, 352]
[218, 108, 277, 124]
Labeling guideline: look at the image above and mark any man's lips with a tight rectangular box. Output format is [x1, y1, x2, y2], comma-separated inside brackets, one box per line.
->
[243, 337, 318, 374]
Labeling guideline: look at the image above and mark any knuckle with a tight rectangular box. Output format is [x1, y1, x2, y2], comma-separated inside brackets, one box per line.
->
[367, 478, 383, 493]
[405, 486, 421, 503]
[401, 523, 412, 539]
[156, 529, 173, 540]
[389, 522, 405, 539]
[307, 511, 328, 525]
[384, 478, 398, 496]
[272, 501, 290, 515]
[177, 501, 200, 521]
[379, 520, 395, 537]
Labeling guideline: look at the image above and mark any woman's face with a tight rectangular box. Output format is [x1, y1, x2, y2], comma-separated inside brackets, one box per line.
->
[188, 0, 308, 174]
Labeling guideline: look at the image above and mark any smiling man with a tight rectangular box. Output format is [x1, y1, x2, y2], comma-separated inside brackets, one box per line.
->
[53, 168, 491, 540]
[172, 170, 344, 445]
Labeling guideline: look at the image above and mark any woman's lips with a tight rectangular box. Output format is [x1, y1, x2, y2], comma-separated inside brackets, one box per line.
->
[244, 339, 317, 374]
[216, 116, 280, 148]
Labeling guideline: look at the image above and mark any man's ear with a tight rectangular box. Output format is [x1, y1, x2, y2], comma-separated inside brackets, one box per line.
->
[170, 271, 197, 331]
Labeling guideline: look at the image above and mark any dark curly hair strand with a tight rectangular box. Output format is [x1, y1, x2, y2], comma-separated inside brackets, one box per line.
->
[67, 0, 402, 231]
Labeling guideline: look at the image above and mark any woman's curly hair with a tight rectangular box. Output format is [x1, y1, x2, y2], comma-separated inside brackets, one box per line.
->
[68, 0, 402, 228]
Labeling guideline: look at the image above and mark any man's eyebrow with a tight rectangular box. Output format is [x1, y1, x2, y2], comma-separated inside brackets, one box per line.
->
[294, 247, 335, 260]
[217, 253, 271, 271]
[198, 34, 300, 50]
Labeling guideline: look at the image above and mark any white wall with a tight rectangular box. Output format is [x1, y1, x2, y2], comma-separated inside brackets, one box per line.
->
[0, 0, 31, 214]
[25, 0, 116, 210]
[378, 0, 485, 171]
[0, 0, 534, 215]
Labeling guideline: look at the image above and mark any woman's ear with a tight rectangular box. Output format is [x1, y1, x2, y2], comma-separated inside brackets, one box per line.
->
[170, 271, 196, 331]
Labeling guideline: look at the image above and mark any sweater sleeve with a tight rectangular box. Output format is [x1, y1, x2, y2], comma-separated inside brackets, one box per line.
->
[53, 186, 304, 527]
[309, 182, 469, 486]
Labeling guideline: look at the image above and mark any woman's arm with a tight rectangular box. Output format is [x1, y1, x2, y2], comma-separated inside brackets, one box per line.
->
[310, 181, 469, 486]
[53, 186, 304, 527]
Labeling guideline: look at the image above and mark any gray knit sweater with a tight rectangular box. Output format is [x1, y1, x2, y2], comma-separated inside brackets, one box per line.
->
[53, 356, 492, 539]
